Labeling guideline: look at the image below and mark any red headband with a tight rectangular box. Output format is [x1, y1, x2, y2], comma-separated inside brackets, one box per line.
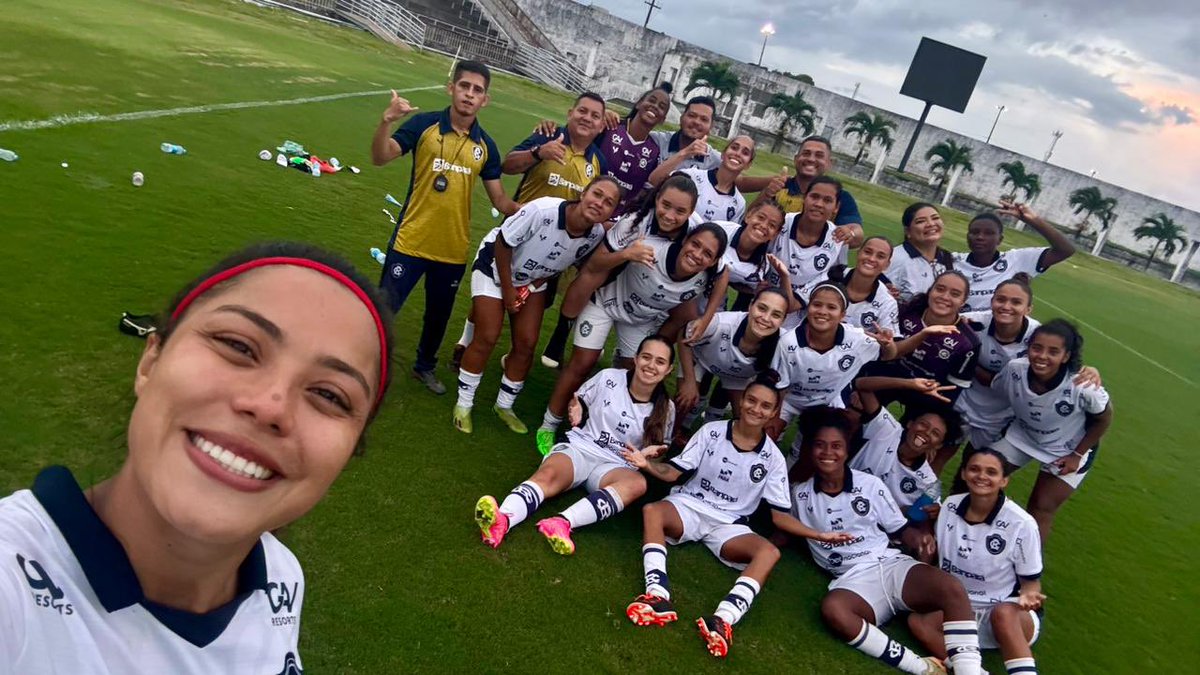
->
[170, 257, 389, 408]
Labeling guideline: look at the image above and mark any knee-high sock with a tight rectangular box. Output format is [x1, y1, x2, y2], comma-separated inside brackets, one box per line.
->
[642, 543, 670, 599]
[1005, 657, 1038, 674]
[495, 375, 524, 410]
[498, 481, 544, 527]
[849, 620, 930, 674]
[456, 370, 482, 408]
[560, 486, 623, 529]
[714, 577, 760, 626]
[943, 620, 983, 675]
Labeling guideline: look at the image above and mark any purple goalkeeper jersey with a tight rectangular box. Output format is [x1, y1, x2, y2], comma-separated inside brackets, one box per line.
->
[896, 305, 982, 389]
[597, 123, 661, 215]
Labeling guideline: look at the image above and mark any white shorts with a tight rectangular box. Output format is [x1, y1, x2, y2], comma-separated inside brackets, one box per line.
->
[574, 301, 660, 359]
[546, 442, 633, 493]
[974, 601, 1041, 650]
[828, 554, 922, 626]
[470, 270, 549, 300]
[963, 422, 1004, 452]
[990, 437, 1094, 489]
[663, 494, 754, 571]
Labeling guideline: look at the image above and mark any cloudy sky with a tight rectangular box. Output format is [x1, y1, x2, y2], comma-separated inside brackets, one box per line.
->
[593, 0, 1200, 214]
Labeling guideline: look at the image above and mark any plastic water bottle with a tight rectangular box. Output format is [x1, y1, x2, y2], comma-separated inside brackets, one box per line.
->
[0, 148, 18, 162]
[369, 247, 386, 265]
[160, 143, 187, 155]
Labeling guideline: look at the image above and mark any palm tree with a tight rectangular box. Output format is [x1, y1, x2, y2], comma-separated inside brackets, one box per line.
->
[842, 112, 898, 164]
[924, 139, 975, 197]
[1068, 186, 1115, 239]
[1133, 213, 1187, 269]
[1089, 198, 1120, 256]
[685, 61, 740, 114]
[996, 160, 1042, 201]
[764, 91, 816, 153]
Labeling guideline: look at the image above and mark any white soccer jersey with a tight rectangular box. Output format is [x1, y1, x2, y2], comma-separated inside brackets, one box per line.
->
[992, 358, 1111, 463]
[791, 469, 909, 576]
[766, 218, 850, 301]
[567, 368, 674, 458]
[606, 209, 685, 251]
[952, 248, 1049, 313]
[954, 312, 1041, 436]
[848, 408, 940, 511]
[666, 421, 790, 524]
[593, 238, 717, 325]
[938, 493, 1043, 608]
[0, 467, 305, 674]
[688, 311, 796, 390]
[889, 242, 953, 303]
[799, 269, 899, 333]
[777, 323, 881, 410]
[679, 167, 746, 224]
[649, 130, 722, 171]
[713, 221, 770, 290]
[472, 197, 605, 287]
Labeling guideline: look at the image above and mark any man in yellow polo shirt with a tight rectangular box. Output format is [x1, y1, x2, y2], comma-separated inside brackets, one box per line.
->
[371, 60, 519, 394]
[504, 92, 608, 202]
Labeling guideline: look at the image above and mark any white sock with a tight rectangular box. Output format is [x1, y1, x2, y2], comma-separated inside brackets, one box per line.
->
[495, 375, 524, 410]
[456, 370, 482, 409]
[849, 620, 929, 673]
[457, 319, 474, 347]
[642, 543, 670, 599]
[561, 486, 623, 529]
[540, 409, 563, 433]
[943, 620, 983, 675]
[498, 481, 544, 528]
[714, 576, 760, 626]
[1005, 657, 1037, 674]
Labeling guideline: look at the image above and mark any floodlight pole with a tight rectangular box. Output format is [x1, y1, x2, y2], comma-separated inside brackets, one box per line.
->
[897, 101, 933, 173]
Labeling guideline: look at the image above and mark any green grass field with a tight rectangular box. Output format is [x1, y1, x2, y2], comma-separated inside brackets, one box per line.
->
[2, 0, 1198, 671]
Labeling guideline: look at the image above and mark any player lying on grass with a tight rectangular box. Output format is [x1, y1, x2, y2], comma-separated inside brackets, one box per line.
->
[889, 203, 955, 303]
[453, 178, 621, 435]
[791, 408, 985, 675]
[0, 243, 394, 673]
[799, 236, 899, 333]
[986, 319, 1113, 542]
[536, 223, 730, 456]
[908, 449, 1047, 675]
[620, 376, 852, 658]
[952, 202, 1076, 313]
[473, 336, 675, 554]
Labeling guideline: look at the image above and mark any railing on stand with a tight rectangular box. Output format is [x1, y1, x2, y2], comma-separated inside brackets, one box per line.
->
[335, 0, 426, 46]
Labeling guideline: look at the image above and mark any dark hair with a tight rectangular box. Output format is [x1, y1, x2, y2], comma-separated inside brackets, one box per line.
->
[810, 280, 850, 310]
[903, 270, 971, 317]
[806, 175, 843, 199]
[799, 135, 833, 154]
[1031, 318, 1084, 373]
[574, 91, 606, 108]
[745, 198, 785, 223]
[582, 174, 627, 203]
[860, 235, 894, 255]
[746, 288, 789, 371]
[626, 82, 673, 122]
[994, 274, 1034, 305]
[452, 60, 491, 89]
[681, 222, 730, 265]
[900, 403, 964, 448]
[631, 173, 698, 234]
[636, 335, 676, 445]
[729, 134, 757, 161]
[160, 242, 396, 444]
[964, 448, 1015, 477]
[791, 406, 857, 482]
[743, 371, 783, 409]
[901, 202, 939, 229]
[969, 211, 1004, 234]
[684, 95, 716, 116]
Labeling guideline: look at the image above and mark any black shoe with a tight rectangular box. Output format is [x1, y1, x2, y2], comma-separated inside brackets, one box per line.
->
[119, 312, 157, 338]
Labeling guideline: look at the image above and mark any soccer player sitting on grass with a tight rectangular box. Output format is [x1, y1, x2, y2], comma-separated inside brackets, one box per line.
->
[620, 376, 852, 658]
[473, 337, 675, 554]
[0, 243, 395, 673]
[791, 408, 986, 675]
[371, 60, 519, 396]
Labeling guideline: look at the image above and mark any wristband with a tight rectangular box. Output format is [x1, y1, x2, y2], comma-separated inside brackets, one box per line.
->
[531, 144, 542, 160]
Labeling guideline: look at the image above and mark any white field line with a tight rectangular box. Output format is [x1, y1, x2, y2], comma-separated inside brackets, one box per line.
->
[1038, 297, 1197, 388]
[0, 85, 443, 132]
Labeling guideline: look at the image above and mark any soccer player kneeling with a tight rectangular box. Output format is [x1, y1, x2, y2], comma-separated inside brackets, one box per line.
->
[792, 408, 984, 675]
[620, 376, 851, 658]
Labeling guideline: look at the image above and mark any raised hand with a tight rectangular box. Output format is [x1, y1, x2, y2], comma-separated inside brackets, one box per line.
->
[382, 90, 418, 124]
[764, 166, 789, 197]
[865, 326, 895, 348]
[604, 109, 621, 130]
[997, 198, 1037, 223]
[681, 315, 713, 346]
[910, 378, 956, 403]
[625, 236, 656, 266]
[920, 324, 961, 337]
[1073, 365, 1102, 388]
[537, 132, 568, 164]
[534, 119, 559, 137]
[684, 136, 709, 158]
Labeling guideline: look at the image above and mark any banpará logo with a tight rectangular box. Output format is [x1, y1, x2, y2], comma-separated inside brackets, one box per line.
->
[986, 534, 1006, 555]
[828, 552, 843, 567]
[749, 463, 767, 483]
[1055, 400, 1075, 416]
[431, 158, 473, 175]
[851, 496, 870, 516]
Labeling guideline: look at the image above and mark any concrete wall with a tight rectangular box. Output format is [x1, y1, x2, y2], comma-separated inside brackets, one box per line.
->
[515, 0, 1199, 272]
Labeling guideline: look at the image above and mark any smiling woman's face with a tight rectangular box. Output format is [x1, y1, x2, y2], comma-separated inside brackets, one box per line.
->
[127, 266, 381, 545]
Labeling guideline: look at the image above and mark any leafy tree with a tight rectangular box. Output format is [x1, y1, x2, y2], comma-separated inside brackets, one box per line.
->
[1133, 212, 1188, 269]
[924, 139, 975, 196]
[842, 111, 897, 164]
[1068, 186, 1116, 238]
[764, 91, 816, 153]
[996, 160, 1042, 201]
[685, 61, 740, 113]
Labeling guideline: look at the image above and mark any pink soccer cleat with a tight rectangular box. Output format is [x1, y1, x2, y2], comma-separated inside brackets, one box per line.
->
[536, 516, 576, 555]
[474, 496, 510, 548]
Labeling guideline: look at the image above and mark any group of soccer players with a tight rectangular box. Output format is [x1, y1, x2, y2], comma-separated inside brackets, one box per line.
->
[0, 60, 1114, 673]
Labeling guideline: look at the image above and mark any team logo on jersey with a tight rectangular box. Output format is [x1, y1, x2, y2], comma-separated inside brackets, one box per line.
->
[899, 477, 918, 494]
[828, 552, 844, 567]
[472, 145, 483, 162]
[391, 263, 405, 278]
[1055, 400, 1075, 416]
[938, 348, 951, 360]
[994, 258, 1009, 272]
[680, 290, 697, 302]
[641, 146, 653, 157]
[17, 553, 74, 615]
[814, 253, 830, 271]
[267, 581, 300, 614]
[579, 321, 593, 337]
[986, 534, 1007, 555]
[838, 355, 856, 372]
[275, 652, 304, 675]
[585, 164, 595, 178]
[851, 496, 870, 516]
[639, 157, 648, 169]
[861, 312, 877, 329]
[727, 206, 736, 220]
[749, 463, 767, 483]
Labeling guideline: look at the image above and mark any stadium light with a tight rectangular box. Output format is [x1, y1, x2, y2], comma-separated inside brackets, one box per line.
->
[758, 23, 775, 67]
[985, 105, 1005, 144]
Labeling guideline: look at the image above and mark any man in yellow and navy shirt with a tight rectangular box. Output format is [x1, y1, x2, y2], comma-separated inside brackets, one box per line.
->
[503, 92, 608, 202]
[371, 60, 519, 394]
